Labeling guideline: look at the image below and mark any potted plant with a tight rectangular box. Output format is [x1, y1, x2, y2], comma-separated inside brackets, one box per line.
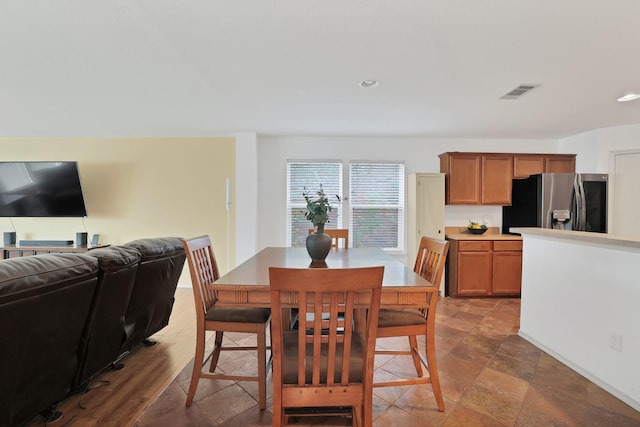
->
[303, 185, 332, 233]
[302, 185, 335, 261]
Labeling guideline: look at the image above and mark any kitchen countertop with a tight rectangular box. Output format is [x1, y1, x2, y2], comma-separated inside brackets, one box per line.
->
[445, 233, 523, 241]
[445, 226, 522, 241]
[511, 227, 640, 250]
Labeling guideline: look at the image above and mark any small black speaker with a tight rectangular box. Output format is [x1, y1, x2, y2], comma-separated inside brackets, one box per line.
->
[76, 232, 88, 246]
[3, 231, 16, 245]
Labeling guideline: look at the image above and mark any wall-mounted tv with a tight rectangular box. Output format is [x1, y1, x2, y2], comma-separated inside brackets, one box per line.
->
[0, 161, 88, 217]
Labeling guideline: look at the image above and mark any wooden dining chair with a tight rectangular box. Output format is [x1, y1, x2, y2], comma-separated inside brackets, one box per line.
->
[182, 236, 272, 409]
[269, 266, 384, 427]
[374, 236, 449, 412]
[308, 228, 349, 248]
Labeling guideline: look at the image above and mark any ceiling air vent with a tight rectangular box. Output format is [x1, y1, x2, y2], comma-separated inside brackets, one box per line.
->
[500, 84, 540, 100]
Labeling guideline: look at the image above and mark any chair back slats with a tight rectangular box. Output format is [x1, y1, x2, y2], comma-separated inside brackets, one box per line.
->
[269, 265, 383, 424]
[413, 237, 448, 286]
[182, 236, 220, 316]
[296, 289, 357, 387]
[340, 291, 354, 384]
[412, 236, 449, 319]
[297, 290, 308, 385]
[308, 228, 349, 248]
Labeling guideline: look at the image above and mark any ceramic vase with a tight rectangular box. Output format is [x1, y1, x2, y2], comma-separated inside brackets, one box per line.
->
[305, 224, 332, 262]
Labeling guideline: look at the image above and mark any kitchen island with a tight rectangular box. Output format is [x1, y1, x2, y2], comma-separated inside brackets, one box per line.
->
[512, 227, 640, 411]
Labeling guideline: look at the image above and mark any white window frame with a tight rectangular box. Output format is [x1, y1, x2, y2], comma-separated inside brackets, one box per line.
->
[348, 161, 405, 252]
[286, 160, 343, 247]
[286, 160, 405, 252]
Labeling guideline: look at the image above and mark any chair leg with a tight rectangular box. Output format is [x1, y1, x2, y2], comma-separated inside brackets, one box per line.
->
[257, 326, 267, 409]
[425, 333, 445, 412]
[209, 330, 224, 373]
[408, 335, 424, 377]
[272, 400, 283, 427]
[186, 329, 206, 406]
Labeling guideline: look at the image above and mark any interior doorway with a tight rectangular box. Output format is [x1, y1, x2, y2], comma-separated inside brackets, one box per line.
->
[609, 150, 640, 235]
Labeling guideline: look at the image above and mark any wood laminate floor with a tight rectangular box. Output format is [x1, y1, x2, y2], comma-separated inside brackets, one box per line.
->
[26, 288, 640, 426]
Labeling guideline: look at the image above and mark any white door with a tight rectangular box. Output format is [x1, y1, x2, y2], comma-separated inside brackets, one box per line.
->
[416, 174, 445, 240]
[407, 173, 446, 295]
[610, 150, 640, 235]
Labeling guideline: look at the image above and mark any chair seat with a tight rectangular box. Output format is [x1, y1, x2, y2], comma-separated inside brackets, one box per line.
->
[378, 309, 426, 328]
[282, 331, 365, 384]
[205, 306, 271, 323]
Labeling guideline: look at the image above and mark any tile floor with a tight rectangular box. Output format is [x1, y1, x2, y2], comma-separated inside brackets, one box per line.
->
[136, 297, 640, 426]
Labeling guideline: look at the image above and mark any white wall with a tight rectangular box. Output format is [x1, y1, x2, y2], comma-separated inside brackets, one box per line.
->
[254, 135, 559, 252]
[518, 232, 640, 410]
[560, 123, 640, 172]
[235, 132, 259, 265]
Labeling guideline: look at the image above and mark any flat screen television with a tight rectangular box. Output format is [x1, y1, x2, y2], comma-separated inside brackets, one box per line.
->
[0, 161, 88, 217]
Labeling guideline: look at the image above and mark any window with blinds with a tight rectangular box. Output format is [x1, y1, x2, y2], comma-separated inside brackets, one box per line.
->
[286, 162, 342, 247]
[349, 162, 405, 250]
[287, 161, 405, 251]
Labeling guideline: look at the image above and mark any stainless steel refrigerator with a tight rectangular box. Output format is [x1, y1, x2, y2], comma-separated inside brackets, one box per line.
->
[502, 173, 607, 234]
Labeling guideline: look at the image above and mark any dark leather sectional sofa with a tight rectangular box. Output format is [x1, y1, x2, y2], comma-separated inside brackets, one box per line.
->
[0, 237, 186, 427]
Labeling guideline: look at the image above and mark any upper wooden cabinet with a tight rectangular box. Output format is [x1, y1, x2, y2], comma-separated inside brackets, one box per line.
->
[481, 155, 513, 205]
[440, 152, 513, 205]
[440, 152, 576, 205]
[513, 154, 575, 177]
[439, 153, 481, 204]
[545, 155, 576, 173]
[513, 155, 545, 178]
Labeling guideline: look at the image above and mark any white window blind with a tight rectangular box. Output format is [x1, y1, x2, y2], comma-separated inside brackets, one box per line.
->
[349, 162, 404, 250]
[286, 162, 342, 247]
[286, 161, 404, 251]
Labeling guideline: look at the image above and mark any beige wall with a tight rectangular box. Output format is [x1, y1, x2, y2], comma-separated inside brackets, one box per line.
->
[0, 137, 236, 279]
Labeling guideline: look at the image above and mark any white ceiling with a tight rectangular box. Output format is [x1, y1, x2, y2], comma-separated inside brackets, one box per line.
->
[1, 1, 640, 139]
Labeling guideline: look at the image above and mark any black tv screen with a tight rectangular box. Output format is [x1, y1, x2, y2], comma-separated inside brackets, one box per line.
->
[0, 161, 88, 217]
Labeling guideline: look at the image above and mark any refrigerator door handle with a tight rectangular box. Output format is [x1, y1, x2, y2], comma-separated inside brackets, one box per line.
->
[574, 174, 587, 231]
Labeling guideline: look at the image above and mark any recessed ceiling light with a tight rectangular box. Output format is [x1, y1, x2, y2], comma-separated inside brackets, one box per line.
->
[617, 93, 640, 102]
[359, 80, 379, 88]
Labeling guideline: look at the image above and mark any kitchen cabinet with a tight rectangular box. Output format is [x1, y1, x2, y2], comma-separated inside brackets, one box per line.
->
[544, 155, 576, 173]
[513, 154, 576, 177]
[492, 241, 523, 294]
[440, 152, 576, 205]
[481, 155, 513, 205]
[513, 155, 545, 178]
[407, 173, 446, 294]
[439, 153, 480, 205]
[450, 240, 492, 296]
[439, 153, 512, 205]
[446, 237, 522, 297]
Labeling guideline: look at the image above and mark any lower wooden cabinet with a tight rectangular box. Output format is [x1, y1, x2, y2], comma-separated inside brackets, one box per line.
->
[446, 238, 522, 297]
[492, 241, 523, 295]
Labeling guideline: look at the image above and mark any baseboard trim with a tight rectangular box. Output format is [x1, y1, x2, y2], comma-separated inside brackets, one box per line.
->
[518, 331, 640, 412]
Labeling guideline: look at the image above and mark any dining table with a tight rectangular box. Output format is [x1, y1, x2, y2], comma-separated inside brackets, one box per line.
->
[212, 247, 435, 310]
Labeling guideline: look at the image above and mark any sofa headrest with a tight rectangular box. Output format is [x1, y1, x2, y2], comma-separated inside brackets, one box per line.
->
[0, 254, 98, 302]
[123, 237, 184, 260]
[87, 245, 142, 271]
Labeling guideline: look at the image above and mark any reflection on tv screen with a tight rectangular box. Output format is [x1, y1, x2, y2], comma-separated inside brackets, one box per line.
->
[0, 162, 88, 217]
